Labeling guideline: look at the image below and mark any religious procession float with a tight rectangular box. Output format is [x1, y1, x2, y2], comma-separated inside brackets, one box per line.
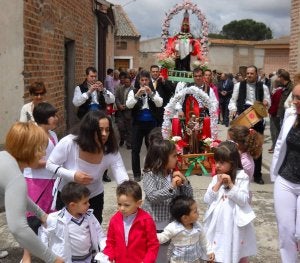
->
[157, 0, 219, 176]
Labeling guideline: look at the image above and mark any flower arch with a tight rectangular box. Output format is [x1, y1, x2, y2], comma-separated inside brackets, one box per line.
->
[161, 0, 209, 60]
[161, 84, 218, 140]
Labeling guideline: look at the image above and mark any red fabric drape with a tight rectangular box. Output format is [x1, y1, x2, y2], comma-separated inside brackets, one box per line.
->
[185, 95, 201, 123]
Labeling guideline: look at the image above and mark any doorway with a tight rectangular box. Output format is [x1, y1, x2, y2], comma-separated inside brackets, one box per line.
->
[64, 38, 76, 131]
[115, 59, 130, 71]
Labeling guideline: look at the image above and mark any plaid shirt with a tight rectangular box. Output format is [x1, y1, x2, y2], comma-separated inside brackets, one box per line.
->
[142, 171, 193, 223]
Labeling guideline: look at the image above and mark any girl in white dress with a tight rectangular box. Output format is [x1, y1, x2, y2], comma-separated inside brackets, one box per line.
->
[203, 141, 257, 263]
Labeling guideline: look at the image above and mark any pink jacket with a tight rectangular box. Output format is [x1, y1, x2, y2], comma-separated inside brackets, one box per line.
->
[103, 208, 159, 263]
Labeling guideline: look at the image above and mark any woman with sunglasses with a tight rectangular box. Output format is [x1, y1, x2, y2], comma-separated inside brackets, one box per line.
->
[20, 81, 47, 122]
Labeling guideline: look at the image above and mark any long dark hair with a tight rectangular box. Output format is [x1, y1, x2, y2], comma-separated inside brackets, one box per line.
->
[144, 139, 176, 174]
[74, 110, 104, 153]
[100, 113, 118, 154]
[213, 141, 243, 184]
[73, 110, 118, 154]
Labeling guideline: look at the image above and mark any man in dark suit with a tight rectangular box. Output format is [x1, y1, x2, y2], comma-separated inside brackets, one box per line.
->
[149, 65, 175, 126]
[218, 73, 234, 127]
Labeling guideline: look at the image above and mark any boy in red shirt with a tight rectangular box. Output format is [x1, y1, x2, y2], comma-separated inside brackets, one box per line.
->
[103, 180, 159, 263]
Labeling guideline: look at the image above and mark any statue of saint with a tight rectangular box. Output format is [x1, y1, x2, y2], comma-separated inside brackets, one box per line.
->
[166, 10, 202, 71]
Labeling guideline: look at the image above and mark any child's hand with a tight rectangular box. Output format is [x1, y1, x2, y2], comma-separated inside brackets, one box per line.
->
[207, 252, 215, 262]
[172, 171, 187, 184]
[74, 171, 93, 184]
[216, 173, 223, 184]
[212, 174, 223, 192]
[221, 174, 233, 189]
[54, 257, 65, 263]
[40, 213, 48, 226]
[172, 176, 183, 187]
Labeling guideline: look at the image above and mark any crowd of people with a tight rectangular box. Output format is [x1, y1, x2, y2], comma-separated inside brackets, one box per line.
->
[0, 62, 299, 263]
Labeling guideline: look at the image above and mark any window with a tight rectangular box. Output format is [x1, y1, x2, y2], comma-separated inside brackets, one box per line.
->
[116, 41, 127, 50]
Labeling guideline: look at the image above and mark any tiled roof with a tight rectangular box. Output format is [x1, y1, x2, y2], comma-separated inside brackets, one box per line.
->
[113, 5, 140, 38]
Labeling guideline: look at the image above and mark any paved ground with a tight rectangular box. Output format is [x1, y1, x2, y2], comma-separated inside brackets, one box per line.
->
[0, 121, 295, 262]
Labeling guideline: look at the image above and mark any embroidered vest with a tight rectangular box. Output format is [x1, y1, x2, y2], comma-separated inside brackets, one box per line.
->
[77, 80, 106, 119]
[131, 88, 159, 123]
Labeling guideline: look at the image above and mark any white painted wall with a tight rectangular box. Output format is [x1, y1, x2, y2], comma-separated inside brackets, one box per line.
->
[0, 0, 24, 145]
[254, 49, 265, 69]
[208, 46, 234, 72]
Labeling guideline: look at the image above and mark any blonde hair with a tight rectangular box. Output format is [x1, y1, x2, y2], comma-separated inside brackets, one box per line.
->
[5, 122, 48, 165]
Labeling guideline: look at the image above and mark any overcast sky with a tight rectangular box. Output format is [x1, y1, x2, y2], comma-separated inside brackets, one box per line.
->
[110, 0, 290, 39]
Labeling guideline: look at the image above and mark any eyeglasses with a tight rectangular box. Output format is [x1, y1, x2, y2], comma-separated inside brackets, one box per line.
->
[292, 94, 300, 102]
[32, 92, 46, 97]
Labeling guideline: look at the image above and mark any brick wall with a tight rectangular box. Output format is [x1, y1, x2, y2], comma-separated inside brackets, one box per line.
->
[23, 0, 96, 136]
[114, 37, 140, 69]
[264, 49, 290, 75]
[290, 0, 300, 76]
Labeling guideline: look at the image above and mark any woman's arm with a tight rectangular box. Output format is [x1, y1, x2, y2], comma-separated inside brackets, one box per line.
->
[46, 136, 76, 181]
[108, 152, 129, 184]
[5, 176, 58, 263]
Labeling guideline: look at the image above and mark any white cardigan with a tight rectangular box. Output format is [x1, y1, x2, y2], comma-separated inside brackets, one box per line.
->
[270, 107, 297, 182]
[157, 221, 213, 257]
[204, 170, 255, 227]
[39, 208, 106, 263]
[46, 134, 128, 198]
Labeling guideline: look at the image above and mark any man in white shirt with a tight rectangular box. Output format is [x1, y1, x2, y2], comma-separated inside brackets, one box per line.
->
[72, 67, 115, 119]
[228, 65, 270, 184]
[126, 70, 163, 182]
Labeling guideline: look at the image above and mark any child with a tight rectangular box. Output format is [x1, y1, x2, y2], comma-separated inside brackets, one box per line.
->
[142, 139, 193, 263]
[228, 125, 263, 181]
[39, 182, 106, 263]
[103, 180, 159, 263]
[203, 141, 257, 263]
[22, 102, 59, 263]
[158, 195, 215, 263]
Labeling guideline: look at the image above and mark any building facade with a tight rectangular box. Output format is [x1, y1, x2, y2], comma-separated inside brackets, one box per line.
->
[0, 0, 115, 144]
[113, 5, 140, 71]
[290, 0, 300, 76]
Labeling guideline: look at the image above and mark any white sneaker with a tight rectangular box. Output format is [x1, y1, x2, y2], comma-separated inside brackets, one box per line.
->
[0, 250, 8, 258]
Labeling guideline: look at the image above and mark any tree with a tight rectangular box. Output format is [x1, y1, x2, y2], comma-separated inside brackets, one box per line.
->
[221, 19, 273, 41]
[208, 33, 227, 39]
